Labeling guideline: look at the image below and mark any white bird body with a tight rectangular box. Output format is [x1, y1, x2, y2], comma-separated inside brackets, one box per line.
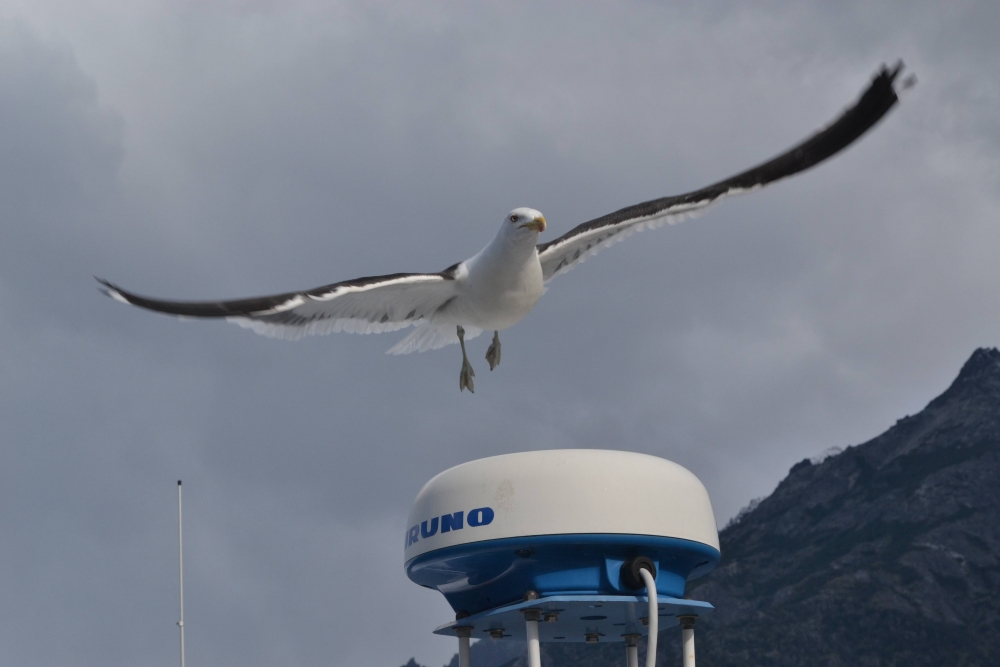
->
[384, 207, 546, 356]
[97, 64, 908, 391]
[451, 208, 546, 331]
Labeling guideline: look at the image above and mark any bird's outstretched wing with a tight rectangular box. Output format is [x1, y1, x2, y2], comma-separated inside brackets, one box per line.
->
[97, 266, 462, 341]
[537, 62, 908, 283]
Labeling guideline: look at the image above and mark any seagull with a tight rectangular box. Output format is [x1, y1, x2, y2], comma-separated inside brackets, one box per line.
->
[99, 63, 909, 393]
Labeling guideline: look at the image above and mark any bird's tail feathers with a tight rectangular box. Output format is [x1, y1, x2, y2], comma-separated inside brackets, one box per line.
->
[386, 322, 483, 355]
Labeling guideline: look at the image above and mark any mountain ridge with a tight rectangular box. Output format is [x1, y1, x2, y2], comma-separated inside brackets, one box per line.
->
[400, 348, 1000, 667]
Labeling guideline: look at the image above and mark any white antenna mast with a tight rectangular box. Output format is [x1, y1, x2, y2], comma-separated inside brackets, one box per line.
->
[177, 480, 186, 667]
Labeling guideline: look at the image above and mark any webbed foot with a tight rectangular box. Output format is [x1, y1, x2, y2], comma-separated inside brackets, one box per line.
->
[485, 331, 501, 371]
[460, 356, 476, 393]
[457, 325, 475, 393]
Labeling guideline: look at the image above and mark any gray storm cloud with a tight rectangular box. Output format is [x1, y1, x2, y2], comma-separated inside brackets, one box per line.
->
[0, 2, 997, 666]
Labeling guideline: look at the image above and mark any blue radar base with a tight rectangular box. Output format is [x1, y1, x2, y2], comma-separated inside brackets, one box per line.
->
[433, 594, 712, 643]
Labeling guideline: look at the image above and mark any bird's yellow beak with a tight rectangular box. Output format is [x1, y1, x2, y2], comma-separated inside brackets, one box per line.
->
[520, 216, 546, 233]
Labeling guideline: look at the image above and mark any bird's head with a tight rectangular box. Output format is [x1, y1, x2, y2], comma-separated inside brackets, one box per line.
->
[504, 207, 547, 236]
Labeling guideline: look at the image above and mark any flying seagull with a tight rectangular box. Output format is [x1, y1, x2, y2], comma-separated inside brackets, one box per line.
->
[99, 63, 910, 393]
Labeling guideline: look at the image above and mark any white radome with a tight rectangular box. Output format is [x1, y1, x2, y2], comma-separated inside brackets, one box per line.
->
[404, 449, 719, 563]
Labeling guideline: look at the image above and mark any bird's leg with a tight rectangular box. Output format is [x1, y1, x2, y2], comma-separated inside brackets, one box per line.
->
[485, 331, 502, 371]
[457, 325, 475, 393]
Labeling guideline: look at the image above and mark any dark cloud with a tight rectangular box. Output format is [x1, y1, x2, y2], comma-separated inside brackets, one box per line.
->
[0, 2, 998, 666]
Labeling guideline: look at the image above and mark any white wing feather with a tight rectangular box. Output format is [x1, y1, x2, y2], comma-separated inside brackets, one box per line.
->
[227, 274, 459, 342]
[537, 205, 710, 282]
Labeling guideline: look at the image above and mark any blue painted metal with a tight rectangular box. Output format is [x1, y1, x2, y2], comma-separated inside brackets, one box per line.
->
[405, 533, 719, 616]
[432, 594, 713, 643]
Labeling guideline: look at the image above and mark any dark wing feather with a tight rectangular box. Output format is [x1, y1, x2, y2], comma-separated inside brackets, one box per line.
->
[537, 62, 907, 282]
[97, 267, 461, 340]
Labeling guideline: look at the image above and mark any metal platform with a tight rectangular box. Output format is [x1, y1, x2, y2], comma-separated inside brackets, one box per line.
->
[433, 595, 713, 643]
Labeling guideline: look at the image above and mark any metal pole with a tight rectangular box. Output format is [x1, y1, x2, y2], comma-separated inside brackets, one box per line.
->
[177, 480, 186, 667]
[524, 610, 541, 667]
[678, 616, 696, 667]
[456, 627, 472, 667]
[624, 634, 639, 667]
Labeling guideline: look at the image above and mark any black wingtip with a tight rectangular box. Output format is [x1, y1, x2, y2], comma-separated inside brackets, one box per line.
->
[95, 276, 114, 296]
[881, 60, 917, 95]
[874, 60, 915, 98]
[863, 61, 904, 109]
[884, 60, 904, 84]
[95, 277, 127, 303]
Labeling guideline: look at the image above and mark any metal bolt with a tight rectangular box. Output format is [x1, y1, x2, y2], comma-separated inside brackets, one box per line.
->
[543, 612, 559, 623]
[488, 629, 505, 639]
[585, 633, 600, 644]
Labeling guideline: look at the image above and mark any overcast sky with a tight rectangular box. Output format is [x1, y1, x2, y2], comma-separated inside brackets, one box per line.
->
[0, 1, 997, 666]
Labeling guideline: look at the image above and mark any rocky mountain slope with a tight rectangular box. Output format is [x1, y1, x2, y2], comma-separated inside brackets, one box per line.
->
[403, 348, 1000, 667]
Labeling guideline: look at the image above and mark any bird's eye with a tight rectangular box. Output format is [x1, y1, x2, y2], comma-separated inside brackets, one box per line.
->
[510, 214, 518, 223]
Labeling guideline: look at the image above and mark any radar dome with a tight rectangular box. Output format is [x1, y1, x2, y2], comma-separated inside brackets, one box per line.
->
[404, 449, 719, 616]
